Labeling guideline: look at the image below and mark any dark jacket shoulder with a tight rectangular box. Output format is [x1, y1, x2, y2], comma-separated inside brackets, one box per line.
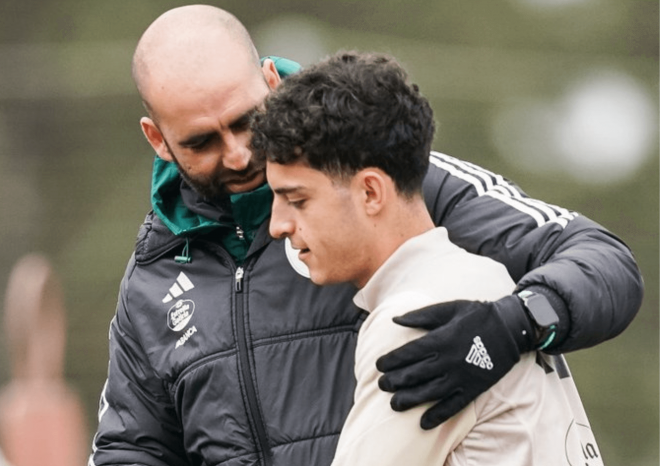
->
[135, 211, 185, 264]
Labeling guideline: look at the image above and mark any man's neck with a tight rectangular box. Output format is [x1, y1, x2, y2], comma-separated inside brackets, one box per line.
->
[355, 197, 434, 289]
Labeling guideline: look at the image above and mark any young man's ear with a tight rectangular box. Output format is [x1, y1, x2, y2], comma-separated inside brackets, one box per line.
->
[356, 169, 388, 216]
[261, 58, 282, 90]
[140, 117, 173, 162]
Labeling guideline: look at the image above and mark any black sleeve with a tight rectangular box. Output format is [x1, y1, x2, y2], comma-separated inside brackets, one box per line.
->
[423, 152, 643, 353]
[89, 256, 189, 466]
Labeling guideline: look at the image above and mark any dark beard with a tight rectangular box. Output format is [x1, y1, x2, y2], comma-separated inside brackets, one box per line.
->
[172, 158, 226, 201]
[161, 136, 227, 201]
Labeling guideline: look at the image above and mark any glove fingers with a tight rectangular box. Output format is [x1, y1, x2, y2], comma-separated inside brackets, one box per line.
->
[388, 376, 452, 412]
[420, 393, 467, 430]
[376, 334, 441, 372]
[392, 301, 468, 330]
[378, 354, 441, 392]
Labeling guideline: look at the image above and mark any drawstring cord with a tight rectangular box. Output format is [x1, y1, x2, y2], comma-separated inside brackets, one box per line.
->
[174, 238, 192, 264]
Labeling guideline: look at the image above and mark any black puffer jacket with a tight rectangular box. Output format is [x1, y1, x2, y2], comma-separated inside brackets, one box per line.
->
[90, 152, 642, 466]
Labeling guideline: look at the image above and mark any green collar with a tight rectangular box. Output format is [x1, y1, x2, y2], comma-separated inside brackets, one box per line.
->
[222, 184, 273, 264]
[150, 157, 273, 263]
[151, 157, 224, 236]
[230, 184, 273, 242]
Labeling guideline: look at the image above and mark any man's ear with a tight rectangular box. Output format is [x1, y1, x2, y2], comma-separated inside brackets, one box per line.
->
[261, 58, 282, 90]
[356, 169, 388, 216]
[140, 117, 173, 162]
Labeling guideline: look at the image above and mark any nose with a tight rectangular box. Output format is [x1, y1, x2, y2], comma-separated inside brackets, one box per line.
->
[269, 197, 295, 239]
[222, 131, 251, 171]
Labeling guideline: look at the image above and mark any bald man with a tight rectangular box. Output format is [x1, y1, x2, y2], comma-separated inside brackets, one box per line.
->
[132, 7, 277, 198]
[89, 5, 642, 466]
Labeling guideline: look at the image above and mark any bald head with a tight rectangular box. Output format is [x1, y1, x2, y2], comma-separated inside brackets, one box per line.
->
[133, 5, 261, 117]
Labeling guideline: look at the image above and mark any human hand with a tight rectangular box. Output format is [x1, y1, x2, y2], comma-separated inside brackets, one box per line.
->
[375, 295, 534, 429]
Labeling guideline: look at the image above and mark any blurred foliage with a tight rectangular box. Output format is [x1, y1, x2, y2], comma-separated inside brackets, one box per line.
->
[0, 0, 657, 464]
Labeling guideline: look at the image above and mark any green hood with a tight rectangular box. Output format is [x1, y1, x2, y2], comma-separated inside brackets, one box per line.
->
[151, 156, 223, 236]
[151, 155, 273, 234]
[261, 56, 301, 77]
[150, 156, 273, 263]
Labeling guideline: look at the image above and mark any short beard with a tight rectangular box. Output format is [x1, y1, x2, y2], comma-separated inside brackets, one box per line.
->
[171, 157, 226, 201]
[161, 137, 227, 201]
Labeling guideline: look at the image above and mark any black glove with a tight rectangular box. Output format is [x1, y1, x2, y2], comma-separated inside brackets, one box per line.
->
[375, 295, 536, 430]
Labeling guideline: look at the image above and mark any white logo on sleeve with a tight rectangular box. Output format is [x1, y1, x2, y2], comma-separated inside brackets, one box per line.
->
[465, 336, 494, 370]
[162, 272, 195, 303]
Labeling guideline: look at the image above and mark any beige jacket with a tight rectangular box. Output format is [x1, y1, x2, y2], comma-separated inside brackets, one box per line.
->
[331, 227, 603, 466]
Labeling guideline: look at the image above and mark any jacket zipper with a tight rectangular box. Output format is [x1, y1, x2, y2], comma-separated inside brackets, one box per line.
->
[235, 266, 244, 292]
[234, 266, 272, 465]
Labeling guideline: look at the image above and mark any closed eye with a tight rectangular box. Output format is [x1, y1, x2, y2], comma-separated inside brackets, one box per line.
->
[230, 114, 252, 132]
[180, 132, 217, 151]
[231, 107, 259, 132]
[289, 199, 306, 209]
[272, 186, 308, 209]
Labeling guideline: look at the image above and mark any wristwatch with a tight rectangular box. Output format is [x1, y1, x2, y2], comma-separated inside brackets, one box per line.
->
[517, 290, 559, 350]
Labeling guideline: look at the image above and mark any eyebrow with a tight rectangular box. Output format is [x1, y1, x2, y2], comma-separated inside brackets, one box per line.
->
[178, 106, 260, 148]
[272, 186, 305, 195]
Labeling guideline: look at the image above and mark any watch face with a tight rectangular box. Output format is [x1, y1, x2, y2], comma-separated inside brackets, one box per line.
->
[526, 294, 559, 328]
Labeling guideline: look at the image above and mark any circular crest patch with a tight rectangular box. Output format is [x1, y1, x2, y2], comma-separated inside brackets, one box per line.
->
[285, 238, 310, 278]
[167, 299, 195, 332]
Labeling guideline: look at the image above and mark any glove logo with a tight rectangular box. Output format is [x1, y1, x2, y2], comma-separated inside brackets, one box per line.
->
[465, 336, 493, 370]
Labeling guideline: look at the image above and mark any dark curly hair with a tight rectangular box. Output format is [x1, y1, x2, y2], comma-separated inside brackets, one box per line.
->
[251, 51, 435, 198]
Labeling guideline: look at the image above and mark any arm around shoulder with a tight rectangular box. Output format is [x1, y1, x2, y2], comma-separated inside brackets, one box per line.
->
[423, 152, 643, 352]
[516, 216, 643, 353]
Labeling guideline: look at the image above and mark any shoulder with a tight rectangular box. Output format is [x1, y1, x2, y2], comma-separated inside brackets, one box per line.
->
[135, 211, 184, 264]
[444, 248, 515, 299]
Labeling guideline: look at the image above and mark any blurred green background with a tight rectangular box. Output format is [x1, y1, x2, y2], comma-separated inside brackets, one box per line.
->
[0, 0, 657, 464]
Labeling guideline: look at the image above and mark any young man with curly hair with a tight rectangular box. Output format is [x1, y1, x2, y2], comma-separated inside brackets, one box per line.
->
[252, 51, 603, 465]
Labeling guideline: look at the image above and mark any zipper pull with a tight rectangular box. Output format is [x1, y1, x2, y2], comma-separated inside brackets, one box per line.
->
[235, 267, 244, 292]
[236, 225, 245, 241]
